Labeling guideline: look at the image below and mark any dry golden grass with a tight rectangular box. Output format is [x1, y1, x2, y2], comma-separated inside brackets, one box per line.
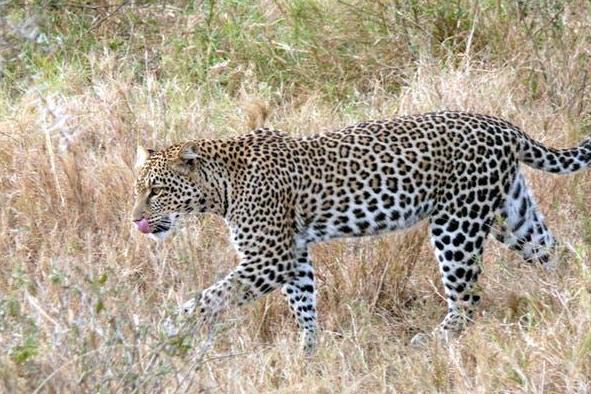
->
[1, 1, 591, 392]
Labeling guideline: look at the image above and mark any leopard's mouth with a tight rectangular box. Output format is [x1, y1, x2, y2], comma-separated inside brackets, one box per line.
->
[152, 221, 172, 234]
[134, 214, 178, 240]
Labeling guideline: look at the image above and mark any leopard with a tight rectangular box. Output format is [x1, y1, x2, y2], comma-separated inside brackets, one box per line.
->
[131, 111, 591, 355]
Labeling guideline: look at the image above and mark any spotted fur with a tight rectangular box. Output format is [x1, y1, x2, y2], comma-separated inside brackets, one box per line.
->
[131, 111, 591, 354]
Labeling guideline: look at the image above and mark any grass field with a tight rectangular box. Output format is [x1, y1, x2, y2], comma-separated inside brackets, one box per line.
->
[1, 1, 591, 392]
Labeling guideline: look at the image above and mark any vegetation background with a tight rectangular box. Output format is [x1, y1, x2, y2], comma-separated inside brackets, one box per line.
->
[1, 0, 591, 392]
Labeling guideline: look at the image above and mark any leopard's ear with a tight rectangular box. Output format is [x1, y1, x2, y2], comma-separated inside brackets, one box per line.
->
[135, 146, 154, 170]
[178, 141, 200, 160]
[173, 142, 199, 175]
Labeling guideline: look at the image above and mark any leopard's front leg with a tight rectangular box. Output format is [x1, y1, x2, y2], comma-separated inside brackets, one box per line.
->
[179, 195, 317, 355]
[180, 212, 299, 347]
[181, 263, 288, 326]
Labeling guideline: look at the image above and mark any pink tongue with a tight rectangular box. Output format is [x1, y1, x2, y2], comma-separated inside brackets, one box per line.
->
[135, 218, 152, 234]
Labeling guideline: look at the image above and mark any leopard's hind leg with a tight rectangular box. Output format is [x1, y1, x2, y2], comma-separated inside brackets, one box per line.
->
[490, 171, 556, 266]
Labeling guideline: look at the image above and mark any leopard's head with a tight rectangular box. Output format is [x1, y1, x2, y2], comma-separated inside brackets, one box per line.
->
[131, 143, 210, 240]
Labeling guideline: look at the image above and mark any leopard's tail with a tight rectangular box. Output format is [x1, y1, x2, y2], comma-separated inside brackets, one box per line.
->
[516, 130, 591, 174]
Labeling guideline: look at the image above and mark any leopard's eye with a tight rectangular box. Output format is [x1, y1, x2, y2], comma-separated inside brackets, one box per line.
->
[147, 187, 164, 201]
[148, 186, 167, 200]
